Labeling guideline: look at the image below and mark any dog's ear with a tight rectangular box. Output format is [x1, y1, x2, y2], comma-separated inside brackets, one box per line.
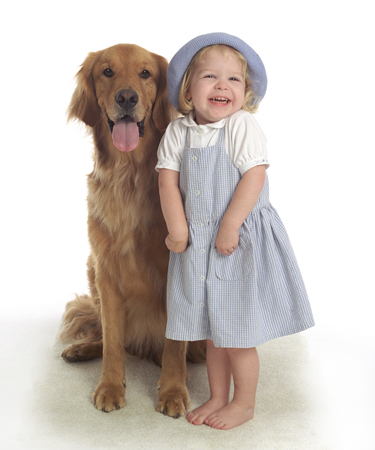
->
[152, 54, 178, 132]
[67, 51, 102, 127]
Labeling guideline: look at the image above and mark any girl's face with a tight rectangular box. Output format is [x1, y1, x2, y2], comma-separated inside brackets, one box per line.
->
[186, 47, 246, 125]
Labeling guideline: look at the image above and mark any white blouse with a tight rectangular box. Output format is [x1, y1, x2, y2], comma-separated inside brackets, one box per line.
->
[156, 109, 269, 175]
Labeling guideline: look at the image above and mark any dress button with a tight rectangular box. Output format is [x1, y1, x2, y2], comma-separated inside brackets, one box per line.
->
[200, 248, 206, 254]
[200, 275, 206, 281]
[192, 156, 198, 161]
[200, 302, 205, 308]
[195, 190, 200, 196]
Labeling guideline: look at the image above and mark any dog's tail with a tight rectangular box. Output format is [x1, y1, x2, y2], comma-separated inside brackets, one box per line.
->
[59, 294, 102, 343]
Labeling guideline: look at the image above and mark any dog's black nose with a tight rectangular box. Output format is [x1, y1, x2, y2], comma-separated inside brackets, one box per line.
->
[115, 89, 139, 111]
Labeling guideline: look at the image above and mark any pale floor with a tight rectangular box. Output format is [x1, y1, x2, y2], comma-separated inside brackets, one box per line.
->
[1, 316, 374, 450]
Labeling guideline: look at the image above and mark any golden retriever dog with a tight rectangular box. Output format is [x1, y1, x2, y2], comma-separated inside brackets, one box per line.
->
[59, 43, 205, 418]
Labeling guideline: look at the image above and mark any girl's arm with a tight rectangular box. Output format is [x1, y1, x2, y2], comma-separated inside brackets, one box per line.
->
[158, 168, 189, 253]
[216, 165, 266, 255]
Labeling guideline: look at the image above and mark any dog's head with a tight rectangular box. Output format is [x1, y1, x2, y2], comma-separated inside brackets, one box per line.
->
[68, 44, 173, 152]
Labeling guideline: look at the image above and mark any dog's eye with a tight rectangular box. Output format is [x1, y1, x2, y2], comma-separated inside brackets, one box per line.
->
[140, 70, 151, 79]
[103, 68, 114, 77]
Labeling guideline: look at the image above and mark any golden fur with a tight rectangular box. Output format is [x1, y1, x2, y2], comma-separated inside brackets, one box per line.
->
[59, 44, 205, 417]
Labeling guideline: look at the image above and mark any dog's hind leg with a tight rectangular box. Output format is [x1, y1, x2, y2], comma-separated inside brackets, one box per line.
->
[61, 341, 103, 362]
[59, 291, 104, 362]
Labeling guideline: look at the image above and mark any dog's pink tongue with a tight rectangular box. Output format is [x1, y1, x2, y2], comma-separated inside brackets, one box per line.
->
[112, 117, 139, 152]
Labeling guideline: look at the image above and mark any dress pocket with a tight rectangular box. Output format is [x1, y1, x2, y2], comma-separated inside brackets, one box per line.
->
[215, 235, 253, 281]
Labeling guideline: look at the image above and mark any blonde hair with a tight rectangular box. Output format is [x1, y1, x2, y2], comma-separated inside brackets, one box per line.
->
[178, 44, 259, 116]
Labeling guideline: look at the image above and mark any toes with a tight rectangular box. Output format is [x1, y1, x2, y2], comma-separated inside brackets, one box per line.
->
[187, 412, 205, 425]
[192, 415, 205, 425]
[205, 414, 222, 429]
[193, 419, 204, 425]
[206, 417, 224, 429]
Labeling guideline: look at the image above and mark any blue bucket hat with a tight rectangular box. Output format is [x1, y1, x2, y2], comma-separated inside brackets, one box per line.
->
[167, 32, 267, 109]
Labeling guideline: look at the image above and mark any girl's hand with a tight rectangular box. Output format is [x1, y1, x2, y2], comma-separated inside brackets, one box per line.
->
[216, 226, 239, 256]
[165, 235, 188, 253]
[215, 165, 266, 256]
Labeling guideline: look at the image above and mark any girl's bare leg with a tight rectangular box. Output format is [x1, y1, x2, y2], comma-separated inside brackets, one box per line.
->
[205, 347, 259, 430]
[187, 340, 231, 425]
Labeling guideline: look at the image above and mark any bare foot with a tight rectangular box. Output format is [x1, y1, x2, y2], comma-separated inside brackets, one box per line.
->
[205, 401, 254, 430]
[186, 398, 228, 425]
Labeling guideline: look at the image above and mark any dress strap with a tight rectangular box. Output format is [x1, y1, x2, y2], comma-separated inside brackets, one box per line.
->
[184, 128, 190, 148]
[216, 125, 225, 146]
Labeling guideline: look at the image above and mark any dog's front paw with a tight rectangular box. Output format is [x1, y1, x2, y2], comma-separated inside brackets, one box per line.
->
[93, 382, 126, 412]
[156, 384, 190, 419]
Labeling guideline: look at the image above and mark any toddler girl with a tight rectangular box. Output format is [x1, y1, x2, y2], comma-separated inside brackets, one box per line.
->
[156, 32, 314, 430]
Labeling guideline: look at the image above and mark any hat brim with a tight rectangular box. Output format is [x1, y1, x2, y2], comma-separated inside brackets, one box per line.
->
[167, 32, 267, 109]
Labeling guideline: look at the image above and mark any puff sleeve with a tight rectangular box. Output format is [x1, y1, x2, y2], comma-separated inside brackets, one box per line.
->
[227, 110, 269, 175]
[155, 119, 185, 172]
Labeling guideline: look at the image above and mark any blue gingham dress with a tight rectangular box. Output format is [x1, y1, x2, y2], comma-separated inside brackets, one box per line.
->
[165, 127, 314, 348]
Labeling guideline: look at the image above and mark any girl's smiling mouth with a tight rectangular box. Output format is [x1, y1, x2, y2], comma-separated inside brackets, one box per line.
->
[210, 97, 230, 104]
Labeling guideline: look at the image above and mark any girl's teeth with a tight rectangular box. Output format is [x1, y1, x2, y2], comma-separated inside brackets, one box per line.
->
[211, 98, 228, 103]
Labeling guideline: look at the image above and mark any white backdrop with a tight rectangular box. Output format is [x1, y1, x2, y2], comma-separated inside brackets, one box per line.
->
[1, 0, 374, 448]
